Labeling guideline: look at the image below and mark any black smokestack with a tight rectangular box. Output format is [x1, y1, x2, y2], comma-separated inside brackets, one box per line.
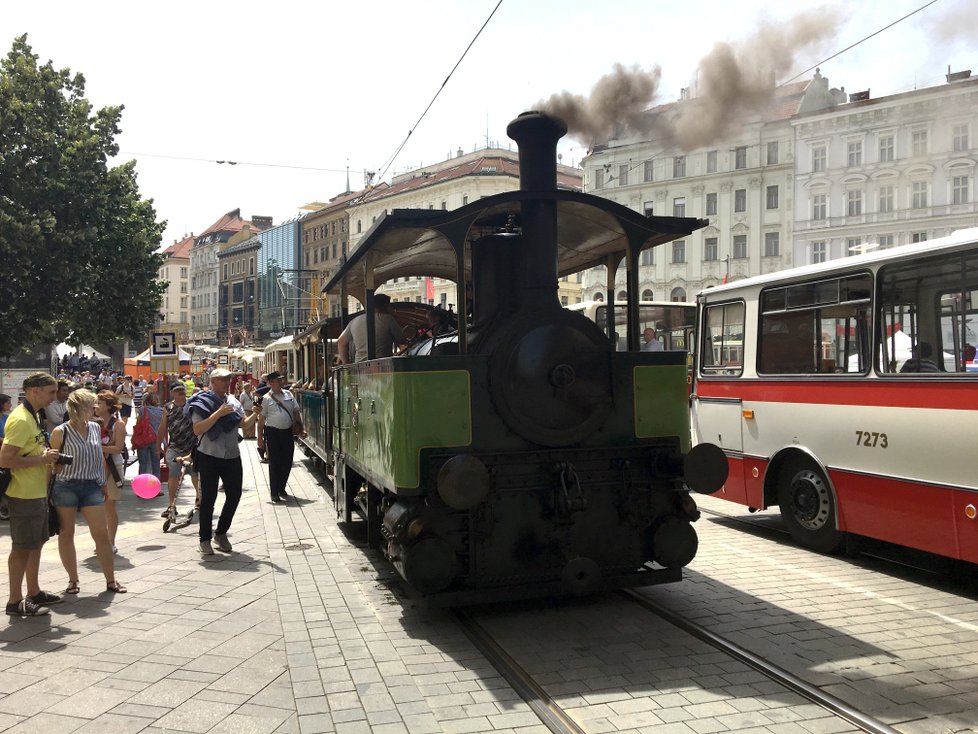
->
[506, 111, 567, 310]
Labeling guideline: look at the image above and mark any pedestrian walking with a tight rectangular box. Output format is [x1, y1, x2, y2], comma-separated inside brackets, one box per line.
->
[158, 382, 200, 518]
[96, 391, 126, 553]
[187, 368, 259, 555]
[237, 382, 257, 439]
[256, 371, 305, 503]
[0, 373, 63, 617]
[49, 389, 126, 594]
[115, 375, 134, 426]
[135, 391, 163, 480]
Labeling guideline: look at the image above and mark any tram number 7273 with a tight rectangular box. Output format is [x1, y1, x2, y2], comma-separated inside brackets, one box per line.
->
[855, 431, 888, 449]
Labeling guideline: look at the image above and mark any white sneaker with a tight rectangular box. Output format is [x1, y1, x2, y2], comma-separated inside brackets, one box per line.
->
[111, 545, 118, 554]
[199, 540, 214, 556]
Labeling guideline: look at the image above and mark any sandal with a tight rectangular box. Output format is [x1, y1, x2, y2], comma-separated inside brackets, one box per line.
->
[65, 580, 80, 595]
[106, 580, 127, 594]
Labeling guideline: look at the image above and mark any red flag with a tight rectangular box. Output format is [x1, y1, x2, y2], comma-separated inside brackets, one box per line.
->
[425, 277, 434, 301]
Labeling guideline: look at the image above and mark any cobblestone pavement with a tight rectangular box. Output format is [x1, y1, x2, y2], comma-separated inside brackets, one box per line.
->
[0, 441, 976, 733]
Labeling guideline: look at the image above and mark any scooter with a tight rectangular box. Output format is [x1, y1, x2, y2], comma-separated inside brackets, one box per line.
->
[162, 455, 199, 533]
[163, 503, 195, 533]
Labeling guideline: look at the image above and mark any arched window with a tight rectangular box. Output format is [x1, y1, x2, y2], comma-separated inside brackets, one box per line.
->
[593, 291, 604, 301]
[617, 290, 628, 301]
[670, 287, 687, 302]
[642, 289, 654, 301]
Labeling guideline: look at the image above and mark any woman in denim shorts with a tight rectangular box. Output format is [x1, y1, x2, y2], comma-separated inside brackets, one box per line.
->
[49, 389, 126, 594]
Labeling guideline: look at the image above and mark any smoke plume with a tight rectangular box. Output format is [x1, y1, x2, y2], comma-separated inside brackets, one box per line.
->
[538, 63, 663, 144]
[929, 0, 978, 45]
[538, 8, 841, 151]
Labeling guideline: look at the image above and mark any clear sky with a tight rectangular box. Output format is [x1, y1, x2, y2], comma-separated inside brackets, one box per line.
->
[3, 0, 975, 249]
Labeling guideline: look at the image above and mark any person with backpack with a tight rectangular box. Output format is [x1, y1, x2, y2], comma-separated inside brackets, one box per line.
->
[133, 391, 164, 481]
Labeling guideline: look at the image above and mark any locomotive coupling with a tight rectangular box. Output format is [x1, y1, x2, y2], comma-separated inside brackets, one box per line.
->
[556, 462, 587, 517]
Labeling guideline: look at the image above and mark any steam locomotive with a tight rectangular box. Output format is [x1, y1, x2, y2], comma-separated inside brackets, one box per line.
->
[296, 111, 726, 603]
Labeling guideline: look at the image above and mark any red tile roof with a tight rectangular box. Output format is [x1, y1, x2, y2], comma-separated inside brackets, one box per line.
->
[357, 154, 581, 203]
[197, 208, 265, 238]
[163, 234, 194, 259]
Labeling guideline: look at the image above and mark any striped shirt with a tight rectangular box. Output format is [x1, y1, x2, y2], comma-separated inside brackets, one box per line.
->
[164, 401, 196, 453]
[56, 421, 106, 484]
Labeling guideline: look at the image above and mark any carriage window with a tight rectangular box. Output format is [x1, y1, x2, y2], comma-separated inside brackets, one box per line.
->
[759, 274, 871, 374]
[700, 302, 744, 375]
[878, 251, 978, 374]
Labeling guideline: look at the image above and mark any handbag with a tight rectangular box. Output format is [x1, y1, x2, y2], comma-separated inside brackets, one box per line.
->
[0, 467, 11, 498]
[47, 477, 60, 538]
[269, 392, 304, 437]
[48, 498, 60, 537]
[131, 412, 156, 449]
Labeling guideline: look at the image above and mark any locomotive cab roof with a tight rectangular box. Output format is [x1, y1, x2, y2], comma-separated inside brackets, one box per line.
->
[322, 189, 706, 303]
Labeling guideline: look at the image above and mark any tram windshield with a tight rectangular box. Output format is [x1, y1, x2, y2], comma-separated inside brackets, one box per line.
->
[569, 301, 695, 352]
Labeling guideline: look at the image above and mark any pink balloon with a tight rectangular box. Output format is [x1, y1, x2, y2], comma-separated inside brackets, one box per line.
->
[132, 473, 161, 500]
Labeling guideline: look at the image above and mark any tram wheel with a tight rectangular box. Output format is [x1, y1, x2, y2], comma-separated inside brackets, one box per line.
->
[777, 459, 844, 554]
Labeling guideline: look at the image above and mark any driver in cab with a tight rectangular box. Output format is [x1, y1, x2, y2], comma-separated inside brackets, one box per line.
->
[336, 293, 405, 364]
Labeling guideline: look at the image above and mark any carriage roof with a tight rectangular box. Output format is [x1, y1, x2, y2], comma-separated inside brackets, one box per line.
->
[322, 189, 706, 302]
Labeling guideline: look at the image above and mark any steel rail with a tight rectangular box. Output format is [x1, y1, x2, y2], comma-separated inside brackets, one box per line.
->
[622, 590, 902, 734]
[453, 608, 586, 734]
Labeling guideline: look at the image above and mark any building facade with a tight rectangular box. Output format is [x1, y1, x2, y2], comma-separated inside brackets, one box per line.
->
[580, 83, 810, 303]
[257, 218, 305, 340]
[216, 236, 260, 347]
[158, 234, 193, 344]
[300, 190, 361, 320]
[189, 209, 266, 344]
[792, 72, 978, 264]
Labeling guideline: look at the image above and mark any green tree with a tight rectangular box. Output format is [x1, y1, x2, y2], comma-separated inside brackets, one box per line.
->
[0, 34, 165, 357]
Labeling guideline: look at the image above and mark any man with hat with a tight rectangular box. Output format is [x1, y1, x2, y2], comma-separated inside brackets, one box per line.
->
[186, 368, 260, 555]
[0, 373, 64, 616]
[256, 371, 304, 503]
[157, 380, 200, 520]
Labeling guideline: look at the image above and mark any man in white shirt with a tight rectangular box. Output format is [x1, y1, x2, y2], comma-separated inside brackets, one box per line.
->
[642, 327, 664, 352]
[42, 381, 70, 433]
[116, 376, 135, 424]
[336, 294, 404, 364]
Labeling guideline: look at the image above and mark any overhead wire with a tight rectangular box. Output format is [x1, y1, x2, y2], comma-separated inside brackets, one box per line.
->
[117, 150, 352, 174]
[373, 0, 504, 185]
[781, 0, 942, 86]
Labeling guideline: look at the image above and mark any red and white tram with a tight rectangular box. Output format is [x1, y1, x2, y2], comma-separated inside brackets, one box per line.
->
[692, 227, 978, 562]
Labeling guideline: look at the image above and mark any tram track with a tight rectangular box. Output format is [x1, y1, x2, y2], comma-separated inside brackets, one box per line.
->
[454, 587, 902, 734]
[453, 606, 587, 734]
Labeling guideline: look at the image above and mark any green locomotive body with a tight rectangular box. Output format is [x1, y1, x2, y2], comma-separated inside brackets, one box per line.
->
[304, 111, 726, 602]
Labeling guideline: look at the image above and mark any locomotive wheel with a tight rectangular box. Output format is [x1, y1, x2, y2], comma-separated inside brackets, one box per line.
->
[777, 459, 844, 554]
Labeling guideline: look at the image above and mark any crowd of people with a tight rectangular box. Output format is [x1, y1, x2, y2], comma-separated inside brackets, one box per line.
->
[0, 364, 308, 617]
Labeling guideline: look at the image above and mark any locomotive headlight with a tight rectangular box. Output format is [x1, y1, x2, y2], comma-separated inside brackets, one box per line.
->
[437, 455, 491, 511]
[682, 443, 728, 494]
[406, 518, 425, 539]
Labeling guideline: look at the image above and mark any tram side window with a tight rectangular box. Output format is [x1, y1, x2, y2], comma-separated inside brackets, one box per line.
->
[879, 252, 978, 374]
[700, 302, 744, 375]
[758, 274, 871, 374]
